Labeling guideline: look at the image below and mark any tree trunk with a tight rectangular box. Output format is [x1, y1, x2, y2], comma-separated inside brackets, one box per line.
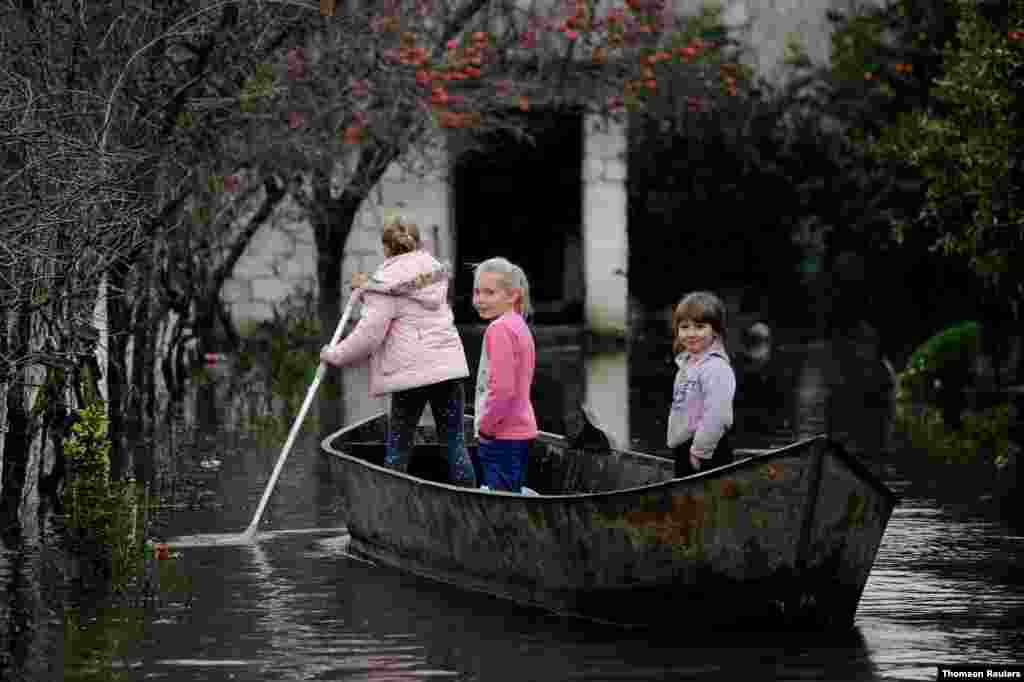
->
[130, 260, 156, 488]
[0, 303, 53, 542]
[105, 263, 133, 482]
[0, 311, 8, 497]
[193, 173, 288, 357]
[311, 168, 362, 438]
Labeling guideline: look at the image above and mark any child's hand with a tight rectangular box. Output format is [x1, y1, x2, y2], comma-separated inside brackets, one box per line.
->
[350, 272, 369, 289]
[319, 346, 334, 365]
[689, 453, 702, 471]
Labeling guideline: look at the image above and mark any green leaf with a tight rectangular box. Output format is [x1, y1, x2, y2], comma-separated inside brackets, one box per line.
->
[175, 110, 193, 129]
[192, 206, 209, 226]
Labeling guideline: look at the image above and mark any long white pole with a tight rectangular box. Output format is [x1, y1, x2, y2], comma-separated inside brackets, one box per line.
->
[241, 290, 360, 539]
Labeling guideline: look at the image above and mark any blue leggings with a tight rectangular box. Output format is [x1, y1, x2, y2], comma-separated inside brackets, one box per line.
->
[477, 438, 531, 492]
[385, 380, 477, 487]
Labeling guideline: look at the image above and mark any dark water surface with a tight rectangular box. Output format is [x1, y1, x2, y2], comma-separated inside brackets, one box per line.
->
[4, 336, 1023, 681]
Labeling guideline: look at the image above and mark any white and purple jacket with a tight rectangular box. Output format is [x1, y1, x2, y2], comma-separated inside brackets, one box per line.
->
[666, 339, 736, 459]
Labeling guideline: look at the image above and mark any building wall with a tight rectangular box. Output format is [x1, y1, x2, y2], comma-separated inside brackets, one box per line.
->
[716, 0, 862, 84]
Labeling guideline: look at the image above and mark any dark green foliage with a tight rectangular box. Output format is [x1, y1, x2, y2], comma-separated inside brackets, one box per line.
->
[901, 321, 979, 394]
[828, 0, 1023, 368]
[865, 1, 1023, 283]
[626, 68, 809, 321]
[896, 401, 1012, 468]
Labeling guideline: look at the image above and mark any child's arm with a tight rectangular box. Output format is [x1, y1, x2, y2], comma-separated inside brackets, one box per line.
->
[477, 322, 519, 438]
[666, 369, 690, 449]
[319, 293, 396, 367]
[691, 360, 736, 459]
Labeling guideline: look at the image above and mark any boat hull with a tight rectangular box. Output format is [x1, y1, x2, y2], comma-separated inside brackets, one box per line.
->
[321, 414, 897, 629]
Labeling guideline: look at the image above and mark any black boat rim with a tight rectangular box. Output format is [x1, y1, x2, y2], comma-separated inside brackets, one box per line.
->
[320, 411, 898, 504]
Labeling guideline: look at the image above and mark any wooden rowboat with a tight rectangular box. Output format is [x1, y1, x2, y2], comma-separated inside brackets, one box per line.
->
[320, 412, 898, 629]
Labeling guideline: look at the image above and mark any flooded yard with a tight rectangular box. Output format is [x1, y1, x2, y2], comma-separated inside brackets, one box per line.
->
[2, 331, 1021, 681]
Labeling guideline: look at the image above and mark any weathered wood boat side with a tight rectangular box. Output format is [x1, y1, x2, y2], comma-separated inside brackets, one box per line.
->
[320, 413, 897, 629]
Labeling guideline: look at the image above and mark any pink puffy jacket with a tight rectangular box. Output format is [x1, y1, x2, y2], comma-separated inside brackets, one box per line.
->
[319, 250, 469, 396]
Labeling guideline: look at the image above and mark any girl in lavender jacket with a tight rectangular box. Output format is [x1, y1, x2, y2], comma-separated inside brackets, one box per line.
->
[319, 217, 476, 487]
[667, 291, 736, 477]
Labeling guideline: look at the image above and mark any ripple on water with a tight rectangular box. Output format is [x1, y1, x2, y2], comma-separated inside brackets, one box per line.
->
[858, 501, 1024, 679]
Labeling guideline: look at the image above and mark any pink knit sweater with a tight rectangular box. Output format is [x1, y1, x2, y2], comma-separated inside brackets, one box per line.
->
[473, 312, 538, 440]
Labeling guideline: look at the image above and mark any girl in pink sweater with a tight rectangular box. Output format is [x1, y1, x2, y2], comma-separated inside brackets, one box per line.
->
[472, 257, 537, 492]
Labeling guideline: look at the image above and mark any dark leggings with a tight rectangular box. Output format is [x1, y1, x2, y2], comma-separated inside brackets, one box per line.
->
[385, 379, 477, 487]
[673, 431, 734, 478]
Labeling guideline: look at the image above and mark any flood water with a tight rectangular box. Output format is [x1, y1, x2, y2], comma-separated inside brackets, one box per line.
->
[3, 330, 1023, 681]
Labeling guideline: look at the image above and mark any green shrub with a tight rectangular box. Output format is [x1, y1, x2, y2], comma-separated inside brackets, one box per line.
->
[62, 403, 153, 592]
[237, 284, 322, 444]
[898, 321, 979, 399]
[896, 400, 1011, 468]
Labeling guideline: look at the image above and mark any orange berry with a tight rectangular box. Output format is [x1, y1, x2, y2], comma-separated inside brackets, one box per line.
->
[342, 126, 363, 144]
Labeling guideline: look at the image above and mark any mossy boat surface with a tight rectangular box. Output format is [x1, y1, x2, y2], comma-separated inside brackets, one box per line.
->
[321, 413, 897, 629]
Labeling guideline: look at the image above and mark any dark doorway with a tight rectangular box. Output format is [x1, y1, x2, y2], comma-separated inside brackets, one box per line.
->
[452, 110, 583, 323]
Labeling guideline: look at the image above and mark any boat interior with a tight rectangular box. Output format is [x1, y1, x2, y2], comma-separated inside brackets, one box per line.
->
[328, 412, 685, 494]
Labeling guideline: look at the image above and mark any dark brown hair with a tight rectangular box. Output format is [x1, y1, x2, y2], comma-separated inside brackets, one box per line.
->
[381, 217, 420, 256]
[671, 290, 727, 355]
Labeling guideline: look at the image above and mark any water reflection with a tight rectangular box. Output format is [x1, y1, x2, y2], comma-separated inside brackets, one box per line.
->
[104, 533, 882, 682]
[106, 499, 1019, 682]
[584, 350, 629, 448]
[858, 502, 1024, 678]
[1, 538, 60, 682]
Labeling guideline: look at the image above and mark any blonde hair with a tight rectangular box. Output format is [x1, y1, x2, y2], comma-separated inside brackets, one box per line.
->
[672, 290, 727, 355]
[381, 216, 420, 256]
[473, 257, 532, 319]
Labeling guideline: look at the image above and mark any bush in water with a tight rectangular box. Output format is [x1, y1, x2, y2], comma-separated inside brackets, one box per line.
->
[895, 400, 1012, 469]
[61, 403, 154, 592]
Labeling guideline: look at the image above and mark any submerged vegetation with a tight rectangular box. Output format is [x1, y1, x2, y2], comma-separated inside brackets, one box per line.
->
[237, 285, 323, 447]
[60, 404, 155, 593]
[895, 401, 1013, 469]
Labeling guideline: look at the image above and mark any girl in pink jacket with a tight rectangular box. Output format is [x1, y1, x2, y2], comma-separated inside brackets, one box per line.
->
[472, 257, 537, 492]
[320, 218, 476, 487]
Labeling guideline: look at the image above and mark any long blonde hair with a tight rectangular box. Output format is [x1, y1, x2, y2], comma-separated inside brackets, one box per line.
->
[473, 257, 532, 319]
